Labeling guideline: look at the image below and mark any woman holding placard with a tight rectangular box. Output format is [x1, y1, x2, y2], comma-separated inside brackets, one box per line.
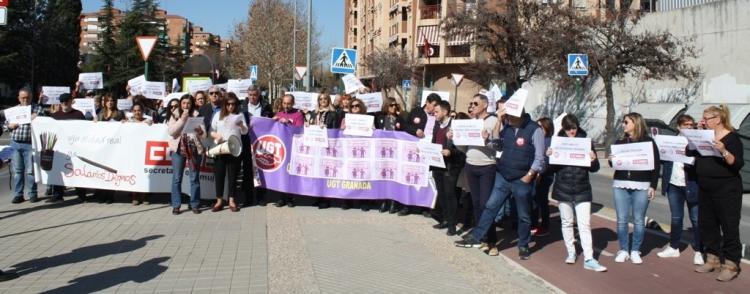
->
[307, 92, 339, 209]
[609, 112, 660, 265]
[546, 114, 606, 272]
[94, 93, 125, 204]
[656, 115, 704, 265]
[374, 97, 406, 213]
[692, 105, 744, 282]
[167, 94, 206, 215]
[210, 93, 249, 213]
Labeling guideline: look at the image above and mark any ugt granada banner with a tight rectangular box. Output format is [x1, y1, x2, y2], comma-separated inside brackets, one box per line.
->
[250, 117, 437, 208]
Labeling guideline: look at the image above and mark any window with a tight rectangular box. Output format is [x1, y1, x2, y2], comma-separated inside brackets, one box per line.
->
[402, 7, 408, 21]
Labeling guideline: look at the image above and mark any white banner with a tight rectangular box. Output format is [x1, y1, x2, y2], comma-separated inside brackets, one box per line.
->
[41, 86, 69, 105]
[418, 142, 445, 168]
[356, 92, 383, 113]
[4, 106, 32, 125]
[680, 129, 721, 157]
[654, 135, 695, 164]
[549, 136, 592, 167]
[451, 119, 484, 146]
[78, 72, 104, 90]
[142, 81, 166, 100]
[31, 117, 217, 198]
[610, 141, 656, 171]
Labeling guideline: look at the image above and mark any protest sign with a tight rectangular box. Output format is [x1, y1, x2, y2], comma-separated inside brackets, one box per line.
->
[505, 88, 528, 117]
[343, 113, 374, 137]
[117, 99, 133, 111]
[356, 92, 383, 113]
[4, 105, 32, 125]
[78, 72, 104, 90]
[303, 125, 329, 147]
[227, 79, 253, 98]
[141, 81, 166, 100]
[163, 92, 185, 105]
[422, 115, 436, 143]
[251, 117, 437, 207]
[450, 119, 485, 146]
[420, 91, 449, 107]
[182, 117, 205, 135]
[41, 86, 69, 104]
[486, 84, 502, 113]
[342, 74, 365, 94]
[654, 135, 695, 164]
[680, 129, 721, 157]
[72, 98, 96, 116]
[185, 79, 212, 93]
[549, 136, 592, 167]
[127, 75, 146, 95]
[287, 91, 318, 111]
[418, 142, 445, 168]
[610, 141, 656, 171]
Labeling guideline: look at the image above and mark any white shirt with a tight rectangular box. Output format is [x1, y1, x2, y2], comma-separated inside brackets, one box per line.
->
[248, 101, 263, 118]
[669, 162, 686, 187]
[211, 112, 248, 144]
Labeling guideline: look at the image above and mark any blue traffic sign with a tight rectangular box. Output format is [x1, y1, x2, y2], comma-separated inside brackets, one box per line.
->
[249, 65, 258, 81]
[402, 80, 411, 90]
[330, 48, 357, 74]
[567, 54, 588, 76]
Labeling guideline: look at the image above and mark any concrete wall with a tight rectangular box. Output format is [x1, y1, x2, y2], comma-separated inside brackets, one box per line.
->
[525, 0, 750, 141]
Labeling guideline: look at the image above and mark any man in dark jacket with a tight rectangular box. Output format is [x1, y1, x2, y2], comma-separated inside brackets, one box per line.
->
[430, 101, 465, 236]
[455, 109, 545, 260]
[198, 86, 223, 131]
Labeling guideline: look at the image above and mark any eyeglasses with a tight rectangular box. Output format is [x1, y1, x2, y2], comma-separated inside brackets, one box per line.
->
[471, 102, 479, 106]
[703, 115, 717, 121]
[209, 91, 220, 95]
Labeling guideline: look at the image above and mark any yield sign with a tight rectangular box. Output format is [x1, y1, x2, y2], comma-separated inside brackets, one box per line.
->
[136, 36, 158, 61]
[295, 66, 307, 80]
[451, 73, 464, 85]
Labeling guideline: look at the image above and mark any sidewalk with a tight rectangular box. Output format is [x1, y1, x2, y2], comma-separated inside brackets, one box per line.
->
[492, 204, 750, 294]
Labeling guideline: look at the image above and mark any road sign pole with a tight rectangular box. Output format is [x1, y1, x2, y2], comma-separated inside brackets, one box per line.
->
[453, 84, 458, 112]
[575, 77, 581, 105]
[144, 61, 149, 80]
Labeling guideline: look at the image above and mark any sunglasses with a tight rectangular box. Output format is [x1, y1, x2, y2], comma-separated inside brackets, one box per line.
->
[389, 104, 397, 107]
[471, 102, 479, 106]
[209, 91, 220, 95]
[352, 104, 361, 108]
[227, 102, 237, 106]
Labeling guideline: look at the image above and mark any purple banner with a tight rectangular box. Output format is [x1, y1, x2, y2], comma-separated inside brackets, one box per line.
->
[249, 117, 437, 208]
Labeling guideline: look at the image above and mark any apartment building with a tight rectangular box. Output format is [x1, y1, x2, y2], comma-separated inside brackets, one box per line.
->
[79, 8, 221, 60]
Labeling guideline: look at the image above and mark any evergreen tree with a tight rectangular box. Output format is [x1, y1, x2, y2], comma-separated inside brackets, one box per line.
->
[83, 0, 118, 87]
[41, 0, 82, 87]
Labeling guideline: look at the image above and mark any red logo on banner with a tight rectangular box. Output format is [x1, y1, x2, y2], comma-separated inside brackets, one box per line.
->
[145, 141, 171, 166]
[253, 135, 286, 172]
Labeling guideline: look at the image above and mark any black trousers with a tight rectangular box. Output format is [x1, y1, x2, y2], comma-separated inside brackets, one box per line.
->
[465, 164, 498, 243]
[214, 154, 241, 199]
[698, 176, 743, 264]
[239, 149, 256, 205]
[433, 167, 462, 225]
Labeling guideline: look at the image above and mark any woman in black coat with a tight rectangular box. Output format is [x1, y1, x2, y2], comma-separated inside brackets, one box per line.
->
[546, 114, 607, 272]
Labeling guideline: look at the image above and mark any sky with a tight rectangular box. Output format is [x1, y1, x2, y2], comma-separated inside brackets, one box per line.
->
[82, 0, 344, 51]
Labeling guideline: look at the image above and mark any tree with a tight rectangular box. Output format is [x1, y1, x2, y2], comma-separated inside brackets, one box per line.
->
[83, 0, 117, 79]
[442, 0, 582, 93]
[227, 0, 322, 98]
[581, 1, 700, 149]
[360, 48, 420, 108]
[40, 0, 82, 87]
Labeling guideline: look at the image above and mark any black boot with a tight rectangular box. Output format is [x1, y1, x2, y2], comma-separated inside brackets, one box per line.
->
[378, 201, 388, 213]
[388, 201, 399, 214]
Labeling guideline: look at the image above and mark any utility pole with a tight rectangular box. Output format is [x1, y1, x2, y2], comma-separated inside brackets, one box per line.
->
[305, 0, 312, 91]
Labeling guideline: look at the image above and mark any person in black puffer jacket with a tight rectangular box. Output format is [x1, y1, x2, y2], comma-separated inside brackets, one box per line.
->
[546, 114, 606, 272]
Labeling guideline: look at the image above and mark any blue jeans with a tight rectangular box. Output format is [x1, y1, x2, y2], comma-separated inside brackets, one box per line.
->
[10, 141, 37, 199]
[472, 172, 533, 248]
[171, 152, 201, 209]
[667, 182, 701, 251]
[613, 187, 650, 252]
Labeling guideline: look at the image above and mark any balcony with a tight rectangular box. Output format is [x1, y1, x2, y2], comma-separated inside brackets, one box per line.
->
[420, 4, 441, 19]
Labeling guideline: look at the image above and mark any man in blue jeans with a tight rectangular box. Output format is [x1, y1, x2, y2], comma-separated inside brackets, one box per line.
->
[5, 89, 41, 204]
[455, 109, 545, 260]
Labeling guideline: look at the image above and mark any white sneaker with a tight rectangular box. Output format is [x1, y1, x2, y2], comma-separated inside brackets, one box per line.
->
[693, 252, 705, 265]
[656, 246, 680, 258]
[565, 253, 576, 264]
[630, 251, 643, 264]
[614, 250, 629, 263]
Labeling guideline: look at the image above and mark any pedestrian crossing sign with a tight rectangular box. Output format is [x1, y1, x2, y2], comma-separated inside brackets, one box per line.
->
[331, 48, 357, 74]
[567, 54, 589, 76]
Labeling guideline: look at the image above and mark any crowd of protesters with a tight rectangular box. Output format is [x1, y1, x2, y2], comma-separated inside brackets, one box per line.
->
[0, 82, 744, 282]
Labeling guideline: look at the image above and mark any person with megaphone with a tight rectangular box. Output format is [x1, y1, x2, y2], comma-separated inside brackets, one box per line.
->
[210, 93, 249, 212]
[167, 94, 206, 215]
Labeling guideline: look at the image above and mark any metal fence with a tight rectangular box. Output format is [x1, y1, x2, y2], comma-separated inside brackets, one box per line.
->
[657, 0, 724, 12]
